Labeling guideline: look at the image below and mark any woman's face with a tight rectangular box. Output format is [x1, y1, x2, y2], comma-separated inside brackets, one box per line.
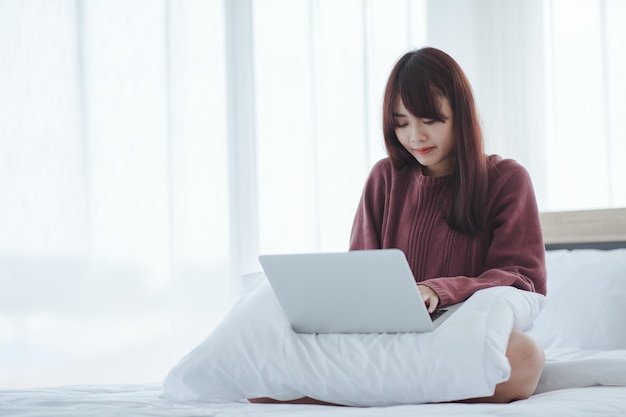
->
[393, 96, 455, 177]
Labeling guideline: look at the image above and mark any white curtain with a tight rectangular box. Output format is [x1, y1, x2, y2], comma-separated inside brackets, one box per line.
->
[1, 0, 231, 387]
[543, 0, 626, 209]
[426, 0, 626, 211]
[252, 0, 427, 257]
[1, 0, 625, 389]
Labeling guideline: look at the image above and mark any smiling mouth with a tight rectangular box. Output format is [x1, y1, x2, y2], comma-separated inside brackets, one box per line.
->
[415, 147, 435, 155]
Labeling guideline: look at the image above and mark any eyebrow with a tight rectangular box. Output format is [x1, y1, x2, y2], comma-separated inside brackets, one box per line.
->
[392, 112, 407, 118]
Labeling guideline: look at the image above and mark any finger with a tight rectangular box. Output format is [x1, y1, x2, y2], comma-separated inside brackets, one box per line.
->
[418, 286, 438, 313]
[428, 296, 439, 313]
[423, 296, 436, 314]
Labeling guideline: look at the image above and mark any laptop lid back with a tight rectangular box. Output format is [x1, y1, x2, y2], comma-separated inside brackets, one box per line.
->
[258, 249, 435, 333]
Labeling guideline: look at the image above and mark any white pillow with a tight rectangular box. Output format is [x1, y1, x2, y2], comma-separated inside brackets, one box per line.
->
[162, 273, 544, 406]
[535, 348, 626, 394]
[530, 249, 626, 350]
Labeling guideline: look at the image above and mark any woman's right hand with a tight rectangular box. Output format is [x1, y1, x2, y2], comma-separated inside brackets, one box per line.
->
[418, 284, 440, 313]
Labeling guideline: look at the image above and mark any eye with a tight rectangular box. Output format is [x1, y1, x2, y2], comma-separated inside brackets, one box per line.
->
[422, 119, 436, 125]
[395, 122, 408, 128]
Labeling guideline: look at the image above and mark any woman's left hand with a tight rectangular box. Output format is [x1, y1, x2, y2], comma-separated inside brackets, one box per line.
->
[417, 284, 440, 313]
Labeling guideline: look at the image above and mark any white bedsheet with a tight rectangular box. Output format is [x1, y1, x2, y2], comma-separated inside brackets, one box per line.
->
[1, 383, 626, 417]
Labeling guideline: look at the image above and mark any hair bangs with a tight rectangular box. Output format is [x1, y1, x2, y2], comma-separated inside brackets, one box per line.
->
[397, 66, 447, 122]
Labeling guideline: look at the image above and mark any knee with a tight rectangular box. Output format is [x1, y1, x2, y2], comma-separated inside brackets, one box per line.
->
[506, 330, 545, 400]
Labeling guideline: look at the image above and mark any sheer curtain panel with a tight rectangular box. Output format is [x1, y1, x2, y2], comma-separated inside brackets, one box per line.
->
[0, 0, 230, 388]
[253, 0, 427, 257]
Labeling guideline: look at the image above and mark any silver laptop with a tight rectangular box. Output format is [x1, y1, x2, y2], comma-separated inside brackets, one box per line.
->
[258, 249, 462, 334]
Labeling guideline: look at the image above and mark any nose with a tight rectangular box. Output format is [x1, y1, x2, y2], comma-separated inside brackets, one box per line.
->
[409, 125, 426, 143]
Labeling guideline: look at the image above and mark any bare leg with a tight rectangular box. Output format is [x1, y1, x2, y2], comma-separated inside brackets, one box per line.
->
[461, 329, 545, 403]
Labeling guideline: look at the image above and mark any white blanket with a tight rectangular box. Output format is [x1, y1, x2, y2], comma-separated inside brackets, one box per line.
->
[162, 274, 545, 406]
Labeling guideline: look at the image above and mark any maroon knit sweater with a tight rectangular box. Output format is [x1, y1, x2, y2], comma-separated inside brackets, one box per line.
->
[349, 155, 547, 307]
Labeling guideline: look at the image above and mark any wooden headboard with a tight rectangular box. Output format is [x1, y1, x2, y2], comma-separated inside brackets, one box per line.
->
[540, 208, 626, 250]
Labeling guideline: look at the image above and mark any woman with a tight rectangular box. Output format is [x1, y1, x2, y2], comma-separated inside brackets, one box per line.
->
[349, 47, 547, 403]
[252, 47, 546, 405]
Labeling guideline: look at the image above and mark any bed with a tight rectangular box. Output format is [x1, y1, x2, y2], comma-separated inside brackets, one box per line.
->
[2, 208, 626, 416]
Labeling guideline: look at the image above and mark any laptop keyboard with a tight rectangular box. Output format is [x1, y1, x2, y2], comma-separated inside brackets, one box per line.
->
[430, 308, 448, 321]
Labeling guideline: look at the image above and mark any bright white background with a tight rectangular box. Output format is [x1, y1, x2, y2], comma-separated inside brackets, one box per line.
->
[0, 0, 624, 388]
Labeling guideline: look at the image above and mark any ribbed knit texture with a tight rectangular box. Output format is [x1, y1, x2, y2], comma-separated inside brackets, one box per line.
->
[349, 155, 547, 307]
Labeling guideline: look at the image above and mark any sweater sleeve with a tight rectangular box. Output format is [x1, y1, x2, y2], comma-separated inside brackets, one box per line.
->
[349, 159, 391, 250]
[420, 161, 547, 307]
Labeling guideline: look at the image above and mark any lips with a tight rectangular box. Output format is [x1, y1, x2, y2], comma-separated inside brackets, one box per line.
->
[415, 147, 435, 155]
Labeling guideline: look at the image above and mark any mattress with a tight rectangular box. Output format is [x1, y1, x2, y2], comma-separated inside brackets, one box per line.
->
[1, 383, 626, 417]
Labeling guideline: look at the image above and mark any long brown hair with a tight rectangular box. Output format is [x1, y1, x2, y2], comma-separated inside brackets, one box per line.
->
[382, 47, 487, 236]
